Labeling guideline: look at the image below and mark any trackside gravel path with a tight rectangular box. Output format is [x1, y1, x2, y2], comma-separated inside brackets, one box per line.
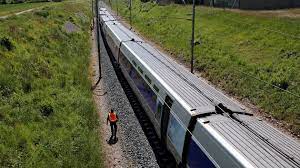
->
[90, 20, 159, 168]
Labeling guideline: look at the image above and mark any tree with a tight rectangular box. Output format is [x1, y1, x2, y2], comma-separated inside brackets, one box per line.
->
[0, 0, 7, 4]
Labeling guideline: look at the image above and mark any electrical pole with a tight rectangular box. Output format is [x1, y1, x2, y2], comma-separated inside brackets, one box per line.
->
[95, 0, 102, 80]
[190, 0, 196, 73]
[92, 0, 94, 27]
[116, 0, 119, 16]
[129, 0, 132, 29]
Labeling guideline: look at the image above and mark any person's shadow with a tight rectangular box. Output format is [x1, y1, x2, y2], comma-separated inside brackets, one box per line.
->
[107, 135, 118, 145]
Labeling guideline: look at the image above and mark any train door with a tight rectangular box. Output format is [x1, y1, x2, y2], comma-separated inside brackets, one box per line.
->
[160, 95, 173, 144]
[155, 100, 163, 122]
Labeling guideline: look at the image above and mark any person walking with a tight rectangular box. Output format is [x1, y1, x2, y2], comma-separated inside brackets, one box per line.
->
[107, 109, 119, 142]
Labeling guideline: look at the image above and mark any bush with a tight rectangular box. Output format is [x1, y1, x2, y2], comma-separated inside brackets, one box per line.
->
[29, 0, 50, 2]
[40, 104, 53, 117]
[35, 10, 49, 17]
[0, 37, 14, 51]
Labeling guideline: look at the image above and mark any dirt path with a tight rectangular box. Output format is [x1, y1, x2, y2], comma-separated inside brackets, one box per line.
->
[229, 8, 300, 18]
[90, 20, 128, 168]
[0, 7, 41, 19]
[90, 18, 159, 167]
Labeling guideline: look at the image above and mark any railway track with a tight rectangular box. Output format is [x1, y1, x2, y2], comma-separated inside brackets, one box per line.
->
[97, 5, 300, 167]
[100, 30, 177, 168]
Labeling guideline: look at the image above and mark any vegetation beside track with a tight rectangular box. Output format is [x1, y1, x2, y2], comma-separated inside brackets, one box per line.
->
[1, 0, 61, 5]
[0, 0, 103, 167]
[0, 1, 54, 16]
[108, 0, 300, 134]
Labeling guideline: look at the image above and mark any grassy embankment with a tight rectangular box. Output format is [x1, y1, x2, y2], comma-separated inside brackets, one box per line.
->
[0, 1, 53, 16]
[109, 1, 300, 133]
[0, 0, 103, 167]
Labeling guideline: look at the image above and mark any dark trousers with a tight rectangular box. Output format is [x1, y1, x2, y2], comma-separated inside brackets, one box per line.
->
[110, 122, 117, 137]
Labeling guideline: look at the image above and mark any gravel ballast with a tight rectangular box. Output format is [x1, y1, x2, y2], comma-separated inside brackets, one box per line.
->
[91, 22, 159, 168]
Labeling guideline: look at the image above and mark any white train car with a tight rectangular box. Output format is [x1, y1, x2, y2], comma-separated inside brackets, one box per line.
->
[99, 8, 300, 168]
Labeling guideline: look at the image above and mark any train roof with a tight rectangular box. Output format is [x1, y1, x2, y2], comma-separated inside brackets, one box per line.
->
[99, 7, 300, 167]
[99, 8, 245, 115]
[197, 115, 300, 168]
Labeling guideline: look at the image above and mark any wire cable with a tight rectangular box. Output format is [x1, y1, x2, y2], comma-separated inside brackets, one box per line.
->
[113, 21, 222, 108]
[107, 1, 300, 99]
[99, 5, 300, 167]
[204, 0, 300, 40]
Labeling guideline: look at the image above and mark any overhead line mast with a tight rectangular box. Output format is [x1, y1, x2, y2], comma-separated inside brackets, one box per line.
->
[129, 0, 132, 29]
[96, 0, 102, 80]
[190, 0, 196, 73]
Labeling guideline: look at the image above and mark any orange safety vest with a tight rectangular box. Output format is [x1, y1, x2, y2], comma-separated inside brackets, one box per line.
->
[109, 112, 117, 122]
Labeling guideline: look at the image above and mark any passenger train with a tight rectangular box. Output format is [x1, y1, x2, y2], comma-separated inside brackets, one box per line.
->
[99, 7, 300, 168]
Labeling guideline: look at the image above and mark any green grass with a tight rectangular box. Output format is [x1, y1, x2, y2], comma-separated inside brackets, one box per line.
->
[0, 2, 53, 16]
[109, 1, 300, 133]
[0, 0, 103, 167]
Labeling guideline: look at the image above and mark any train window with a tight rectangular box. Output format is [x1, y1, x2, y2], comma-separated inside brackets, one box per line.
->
[132, 60, 137, 67]
[145, 75, 151, 84]
[119, 52, 132, 73]
[138, 67, 143, 74]
[187, 136, 216, 168]
[155, 101, 162, 121]
[167, 114, 186, 155]
[153, 85, 159, 93]
[161, 96, 173, 144]
[129, 66, 157, 112]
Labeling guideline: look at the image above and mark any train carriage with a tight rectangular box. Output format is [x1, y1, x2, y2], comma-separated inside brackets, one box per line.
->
[99, 7, 300, 168]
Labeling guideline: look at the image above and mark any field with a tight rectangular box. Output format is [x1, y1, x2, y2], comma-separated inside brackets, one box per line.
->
[0, 1, 52, 16]
[0, 0, 102, 167]
[108, 1, 300, 134]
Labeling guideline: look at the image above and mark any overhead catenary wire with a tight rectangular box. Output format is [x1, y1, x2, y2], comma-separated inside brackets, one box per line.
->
[111, 21, 219, 107]
[103, 11, 300, 167]
[109, 0, 300, 99]
[99, 3, 300, 167]
[103, 1, 299, 106]
[205, 0, 300, 40]
[105, 7, 299, 159]
[209, 2, 300, 166]
[101, 0, 300, 161]
[220, 13, 300, 40]
[204, 2, 300, 164]
[224, 111, 300, 167]
[116, 0, 300, 40]
[136, 39, 299, 167]
[107, 11, 297, 53]
[217, 0, 300, 98]
[139, 39, 300, 163]
[236, 69, 300, 98]
[148, 16, 192, 21]
[99, 10, 222, 166]
[116, 0, 193, 21]
[112, 2, 298, 64]
[167, 7, 300, 99]
[208, 2, 300, 98]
